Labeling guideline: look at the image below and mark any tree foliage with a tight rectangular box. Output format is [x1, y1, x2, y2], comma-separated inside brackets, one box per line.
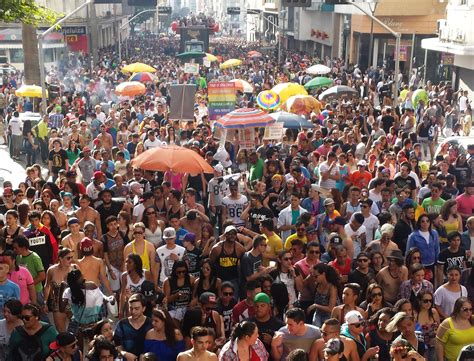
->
[0, 0, 59, 25]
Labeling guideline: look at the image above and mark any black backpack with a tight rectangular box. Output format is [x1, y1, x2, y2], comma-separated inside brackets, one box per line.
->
[459, 344, 474, 361]
[13, 324, 51, 361]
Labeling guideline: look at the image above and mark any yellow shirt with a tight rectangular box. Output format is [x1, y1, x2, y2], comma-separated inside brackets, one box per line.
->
[132, 240, 152, 271]
[284, 234, 308, 250]
[263, 232, 283, 265]
[439, 317, 474, 361]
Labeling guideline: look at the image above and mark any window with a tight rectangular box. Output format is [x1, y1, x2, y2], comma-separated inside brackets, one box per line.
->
[10, 49, 23, 63]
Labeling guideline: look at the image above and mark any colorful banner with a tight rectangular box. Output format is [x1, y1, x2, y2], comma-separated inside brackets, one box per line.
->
[208, 82, 236, 120]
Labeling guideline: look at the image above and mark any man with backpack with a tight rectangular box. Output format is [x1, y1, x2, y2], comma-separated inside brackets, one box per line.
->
[8, 303, 58, 360]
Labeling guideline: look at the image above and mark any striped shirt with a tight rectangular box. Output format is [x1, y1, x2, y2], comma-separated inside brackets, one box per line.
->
[48, 113, 64, 129]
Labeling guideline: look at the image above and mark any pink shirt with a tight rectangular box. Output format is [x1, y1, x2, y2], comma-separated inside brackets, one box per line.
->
[456, 193, 473, 218]
[8, 266, 34, 305]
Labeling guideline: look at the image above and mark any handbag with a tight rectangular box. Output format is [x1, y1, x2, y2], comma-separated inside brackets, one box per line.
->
[105, 295, 118, 318]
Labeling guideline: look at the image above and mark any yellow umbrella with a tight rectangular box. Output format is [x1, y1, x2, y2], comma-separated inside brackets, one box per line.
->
[15, 85, 48, 98]
[281, 95, 321, 116]
[121, 62, 156, 73]
[220, 59, 242, 69]
[205, 53, 218, 62]
[271, 82, 308, 104]
[115, 81, 146, 97]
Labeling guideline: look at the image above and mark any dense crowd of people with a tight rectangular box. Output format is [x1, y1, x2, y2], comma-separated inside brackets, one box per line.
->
[0, 33, 472, 361]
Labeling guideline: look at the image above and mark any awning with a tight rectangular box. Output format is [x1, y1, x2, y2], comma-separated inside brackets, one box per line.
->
[0, 42, 66, 49]
[422, 37, 474, 56]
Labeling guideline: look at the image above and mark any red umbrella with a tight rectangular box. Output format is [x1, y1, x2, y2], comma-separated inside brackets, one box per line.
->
[214, 108, 275, 129]
[131, 145, 214, 173]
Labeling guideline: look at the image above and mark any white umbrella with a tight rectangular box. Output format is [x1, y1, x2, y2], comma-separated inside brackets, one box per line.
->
[306, 64, 331, 75]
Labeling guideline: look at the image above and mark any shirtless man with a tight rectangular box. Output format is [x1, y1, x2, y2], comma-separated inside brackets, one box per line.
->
[75, 194, 102, 239]
[82, 221, 104, 258]
[97, 123, 113, 154]
[50, 199, 68, 231]
[375, 249, 408, 304]
[309, 318, 360, 361]
[77, 237, 112, 295]
[180, 210, 206, 240]
[177, 326, 217, 361]
[182, 188, 208, 219]
[61, 218, 85, 261]
[43, 248, 79, 332]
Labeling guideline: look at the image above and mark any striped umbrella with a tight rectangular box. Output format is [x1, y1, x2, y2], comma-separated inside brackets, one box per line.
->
[256, 90, 280, 110]
[214, 108, 275, 129]
[129, 72, 156, 83]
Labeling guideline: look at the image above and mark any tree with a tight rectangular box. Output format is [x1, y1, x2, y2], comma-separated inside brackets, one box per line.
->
[0, 0, 58, 25]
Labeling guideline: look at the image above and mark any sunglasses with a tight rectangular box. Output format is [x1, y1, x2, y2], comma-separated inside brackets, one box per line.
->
[360, 204, 369, 208]
[283, 257, 292, 261]
[223, 292, 234, 296]
[422, 299, 433, 303]
[21, 315, 34, 321]
[358, 258, 369, 263]
[371, 292, 382, 297]
[352, 322, 365, 328]
[462, 307, 473, 312]
[308, 250, 320, 254]
[66, 256, 74, 260]
[146, 212, 156, 216]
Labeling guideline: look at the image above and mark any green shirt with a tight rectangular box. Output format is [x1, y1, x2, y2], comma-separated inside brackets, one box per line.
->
[16, 251, 44, 292]
[249, 158, 264, 182]
[421, 197, 445, 214]
[8, 321, 58, 359]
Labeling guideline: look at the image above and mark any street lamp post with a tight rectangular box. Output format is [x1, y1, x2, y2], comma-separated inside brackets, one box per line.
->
[349, 1, 401, 106]
[38, 0, 94, 114]
[118, 9, 157, 64]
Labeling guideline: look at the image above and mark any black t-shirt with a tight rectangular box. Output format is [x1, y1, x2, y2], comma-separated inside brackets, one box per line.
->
[381, 115, 394, 133]
[248, 206, 274, 232]
[348, 268, 374, 304]
[394, 175, 417, 191]
[48, 149, 69, 174]
[248, 316, 285, 354]
[96, 201, 124, 234]
[437, 247, 467, 274]
[216, 299, 238, 338]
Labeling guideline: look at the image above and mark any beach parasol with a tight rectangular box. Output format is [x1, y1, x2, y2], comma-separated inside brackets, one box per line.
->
[205, 53, 219, 62]
[214, 108, 275, 129]
[15, 85, 47, 98]
[318, 85, 359, 101]
[115, 81, 146, 97]
[271, 82, 308, 104]
[256, 90, 280, 110]
[220, 59, 242, 69]
[131, 145, 214, 173]
[129, 72, 156, 83]
[121, 62, 156, 73]
[230, 79, 254, 93]
[306, 64, 331, 75]
[270, 112, 315, 129]
[304, 77, 333, 90]
[412, 89, 429, 108]
[281, 95, 322, 115]
[248, 51, 263, 58]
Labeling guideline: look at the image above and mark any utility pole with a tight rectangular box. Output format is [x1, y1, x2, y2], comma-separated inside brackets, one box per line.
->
[38, 0, 94, 114]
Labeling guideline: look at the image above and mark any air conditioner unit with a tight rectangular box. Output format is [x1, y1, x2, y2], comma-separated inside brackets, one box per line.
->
[436, 19, 446, 35]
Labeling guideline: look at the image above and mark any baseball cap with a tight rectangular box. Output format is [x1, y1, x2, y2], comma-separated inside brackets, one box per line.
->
[324, 338, 345, 355]
[65, 170, 77, 178]
[83, 221, 95, 229]
[333, 216, 346, 226]
[228, 179, 238, 187]
[224, 225, 238, 234]
[93, 171, 105, 180]
[162, 227, 176, 240]
[140, 280, 155, 298]
[80, 237, 93, 252]
[357, 160, 367, 167]
[324, 198, 335, 206]
[199, 292, 217, 304]
[214, 164, 224, 173]
[49, 332, 76, 351]
[183, 232, 196, 244]
[3, 187, 12, 196]
[329, 233, 343, 245]
[345, 310, 364, 325]
[254, 292, 271, 304]
[306, 225, 317, 234]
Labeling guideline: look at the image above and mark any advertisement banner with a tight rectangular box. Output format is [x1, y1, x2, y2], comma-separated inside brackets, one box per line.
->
[263, 123, 284, 140]
[208, 82, 236, 120]
[184, 63, 199, 74]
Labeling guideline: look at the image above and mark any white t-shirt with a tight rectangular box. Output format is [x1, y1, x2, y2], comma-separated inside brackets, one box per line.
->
[222, 194, 248, 227]
[344, 224, 367, 257]
[155, 244, 185, 285]
[360, 214, 379, 243]
[318, 161, 337, 189]
[207, 177, 229, 207]
[144, 138, 162, 150]
[459, 95, 468, 112]
[132, 203, 145, 222]
[434, 285, 468, 317]
[114, 160, 129, 177]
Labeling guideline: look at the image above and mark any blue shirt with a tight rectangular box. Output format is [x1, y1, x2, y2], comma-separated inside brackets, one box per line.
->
[0, 280, 20, 319]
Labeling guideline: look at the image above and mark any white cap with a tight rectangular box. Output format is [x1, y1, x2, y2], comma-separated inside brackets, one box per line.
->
[345, 310, 364, 325]
[163, 227, 176, 240]
[224, 225, 238, 234]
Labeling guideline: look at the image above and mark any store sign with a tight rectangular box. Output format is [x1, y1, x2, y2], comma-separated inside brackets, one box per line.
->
[399, 46, 408, 61]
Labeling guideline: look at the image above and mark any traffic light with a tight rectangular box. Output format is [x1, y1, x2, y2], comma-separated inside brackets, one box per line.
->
[158, 6, 172, 14]
[227, 7, 241, 15]
[282, 0, 311, 7]
[127, 0, 157, 6]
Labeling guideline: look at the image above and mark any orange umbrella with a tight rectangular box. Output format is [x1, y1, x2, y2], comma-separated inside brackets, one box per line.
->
[131, 145, 214, 173]
[115, 81, 146, 97]
[281, 95, 321, 116]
